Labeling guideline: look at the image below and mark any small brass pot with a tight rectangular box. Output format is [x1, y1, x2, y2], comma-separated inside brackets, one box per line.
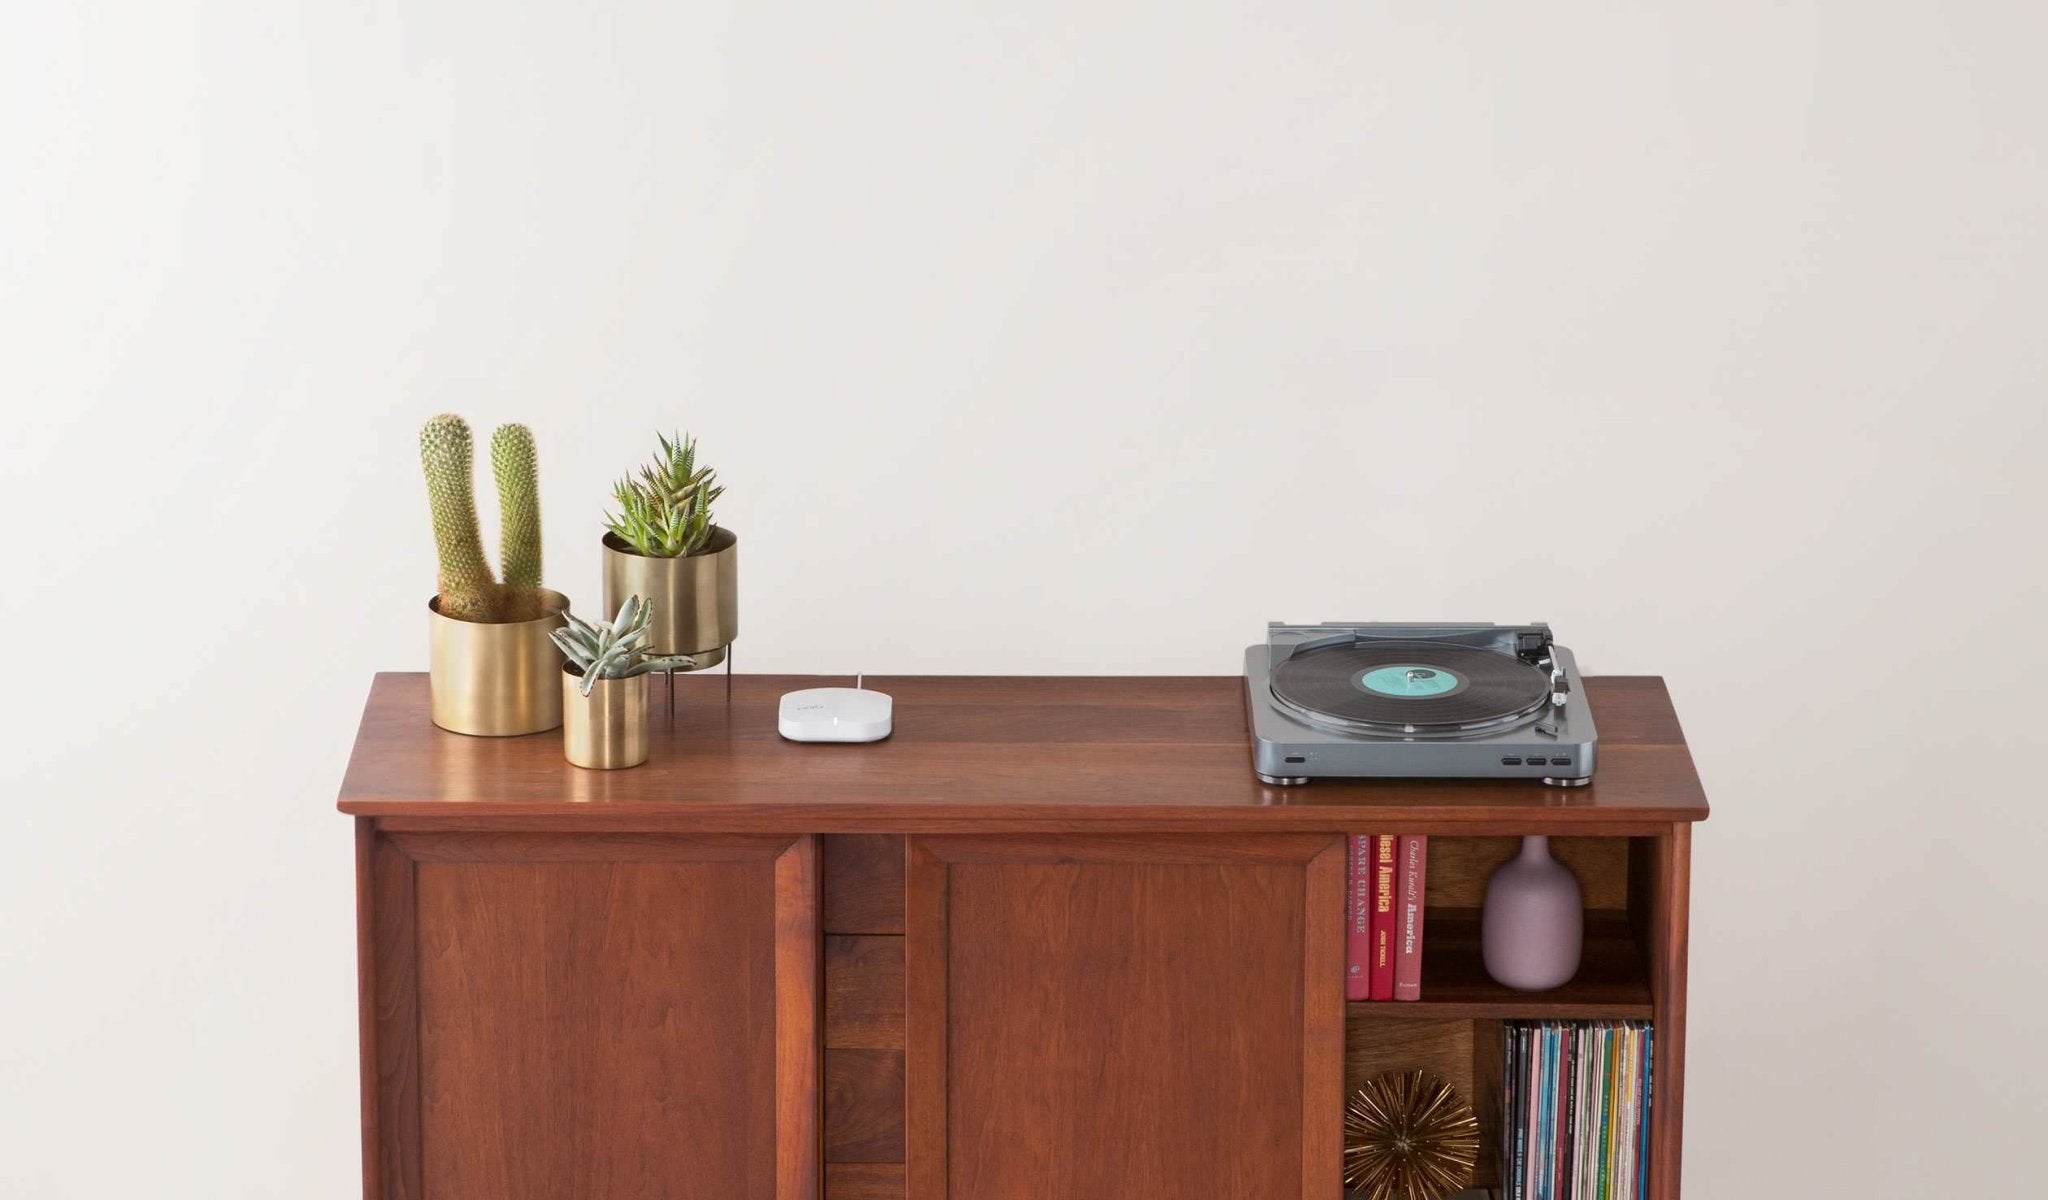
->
[427, 590, 569, 736]
[562, 669, 650, 769]
[601, 527, 738, 666]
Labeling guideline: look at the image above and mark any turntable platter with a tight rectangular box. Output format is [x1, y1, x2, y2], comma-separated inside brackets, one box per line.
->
[1269, 639, 1550, 733]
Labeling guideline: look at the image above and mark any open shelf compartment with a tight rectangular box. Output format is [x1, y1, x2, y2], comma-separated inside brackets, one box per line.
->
[1363, 907, 1652, 1020]
[1346, 834, 1657, 1019]
[1344, 834, 1665, 1193]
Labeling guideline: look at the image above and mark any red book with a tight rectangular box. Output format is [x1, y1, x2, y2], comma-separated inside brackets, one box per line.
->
[1345, 835, 1371, 1000]
[1369, 834, 1397, 1000]
[1394, 834, 1428, 1000]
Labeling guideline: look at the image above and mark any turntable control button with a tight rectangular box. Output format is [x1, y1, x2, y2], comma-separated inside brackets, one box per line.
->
[1501, 757, 1523, 766]
[1548, 757, 1572, 766]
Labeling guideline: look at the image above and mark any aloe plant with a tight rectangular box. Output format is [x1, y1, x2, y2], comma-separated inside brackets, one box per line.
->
[419, 414, 547, 622]
[604, 432, 724, 557]
[549, 596, 696, 696]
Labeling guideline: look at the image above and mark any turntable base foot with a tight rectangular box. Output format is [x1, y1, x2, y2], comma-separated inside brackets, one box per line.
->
[1543, 776, 1594, 788]
[1256, 772, 1310, 786]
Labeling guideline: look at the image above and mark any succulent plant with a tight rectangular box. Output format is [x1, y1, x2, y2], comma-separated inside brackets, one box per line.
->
[550, 596, 697, 696]
[604, 432, 724, 557]
[419, 414, 548, 622]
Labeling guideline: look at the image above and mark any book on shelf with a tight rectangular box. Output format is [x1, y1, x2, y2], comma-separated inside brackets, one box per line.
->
[1346, 833, 1431, 1002]
[1368, 834, 1397, 1000]
[1345, 835, 1371, 1001]
[1393, 834, 1428, 1001]
[1502, 1019, 1654, 1200]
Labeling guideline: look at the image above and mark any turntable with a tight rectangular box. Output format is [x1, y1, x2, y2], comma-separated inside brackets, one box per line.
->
[1244, 622, 1597, 786]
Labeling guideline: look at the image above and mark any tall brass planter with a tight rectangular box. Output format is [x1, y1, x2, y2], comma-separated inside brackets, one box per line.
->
[427, 589, 569, 736]
[562, 670, 650, 769]
[601, 527, 738, 666]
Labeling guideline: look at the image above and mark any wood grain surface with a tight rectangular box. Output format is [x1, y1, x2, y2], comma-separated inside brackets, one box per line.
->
[365, 825, 420, 1200]
[825, 936, 905, 1050]
[1348, 909, 1654, 1021]
[1345, 1017, 1477, 1113]
[824, 1164, 905, 1200]
[824, 1049, 905, 1163]
[1644, 825, 1691, 1200]
[1422, 836, 1629, 910]
[905, 834, 1345, 1200]
[338, 674, 1707, 832]
[821, 835, 906, 934]
[361, 832, 816, 1200]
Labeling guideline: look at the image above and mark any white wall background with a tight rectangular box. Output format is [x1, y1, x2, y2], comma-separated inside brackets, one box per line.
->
[3, 3, 2043, 1195]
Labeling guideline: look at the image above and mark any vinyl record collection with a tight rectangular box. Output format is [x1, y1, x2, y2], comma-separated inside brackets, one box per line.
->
[1501, 1020, 1653, 1200]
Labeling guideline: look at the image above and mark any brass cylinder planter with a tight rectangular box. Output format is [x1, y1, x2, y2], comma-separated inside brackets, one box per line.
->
[601, 527, 738, 666]
[427, 589, 569, 736]
[562, 670, 650, 769]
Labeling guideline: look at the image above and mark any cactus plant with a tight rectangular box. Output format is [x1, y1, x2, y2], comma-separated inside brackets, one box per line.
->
[419, 414, 499, 621]
[491, 423, 544, 620]
[605, 432, 724, 557]
[419, 414, 549, 622]
[550, 596, 696, 695]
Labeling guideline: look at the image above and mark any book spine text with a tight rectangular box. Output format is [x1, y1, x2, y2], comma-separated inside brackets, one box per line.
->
[1368, 834, 1397, 1001]
[1393, 834, 1428, 1001]
[1345, 834, 1371, 1001]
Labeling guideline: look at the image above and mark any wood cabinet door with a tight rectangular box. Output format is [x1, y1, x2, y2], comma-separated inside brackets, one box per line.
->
[904, 835, 1345, 1200]
[358, 828, 819, 1200]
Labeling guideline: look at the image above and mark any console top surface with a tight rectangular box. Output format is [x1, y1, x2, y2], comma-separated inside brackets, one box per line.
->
[338, 672, 1707, 831]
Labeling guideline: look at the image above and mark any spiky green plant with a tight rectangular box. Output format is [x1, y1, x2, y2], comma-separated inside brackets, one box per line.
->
[419, 414, 498, 621]
[419, 414, 548, 622]
[604, 432, 724, 557]
[549, 596, 696, 695]
[491, 423, 544, 620]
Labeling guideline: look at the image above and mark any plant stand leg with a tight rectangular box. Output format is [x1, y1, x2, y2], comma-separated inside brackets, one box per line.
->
[665, 666, 676, 717]
[725, 643, 733, 704]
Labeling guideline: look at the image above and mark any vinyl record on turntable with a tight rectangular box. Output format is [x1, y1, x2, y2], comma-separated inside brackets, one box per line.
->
[1269, 639, 1550, 733]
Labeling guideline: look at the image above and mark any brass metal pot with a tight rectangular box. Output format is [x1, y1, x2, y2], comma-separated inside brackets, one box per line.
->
[427, 589, 569, 736]
[562, 669, 650, 769]
[601, 527, 738, 667]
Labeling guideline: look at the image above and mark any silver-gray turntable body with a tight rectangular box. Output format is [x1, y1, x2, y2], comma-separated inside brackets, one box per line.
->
[1243, 622, 1598, 786]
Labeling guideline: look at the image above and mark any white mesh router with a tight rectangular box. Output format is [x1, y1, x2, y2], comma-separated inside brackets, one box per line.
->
[777, 676, 893, 743]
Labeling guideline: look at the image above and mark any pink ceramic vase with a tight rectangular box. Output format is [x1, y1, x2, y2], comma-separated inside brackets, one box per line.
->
[1481, 835, 1583, 991]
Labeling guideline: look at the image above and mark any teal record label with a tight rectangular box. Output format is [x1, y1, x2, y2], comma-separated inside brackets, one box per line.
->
[1356, 665, 1462, 697]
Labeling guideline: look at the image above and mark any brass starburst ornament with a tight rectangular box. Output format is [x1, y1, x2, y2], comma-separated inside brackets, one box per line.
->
[1342, 1070, 1480, 1200]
